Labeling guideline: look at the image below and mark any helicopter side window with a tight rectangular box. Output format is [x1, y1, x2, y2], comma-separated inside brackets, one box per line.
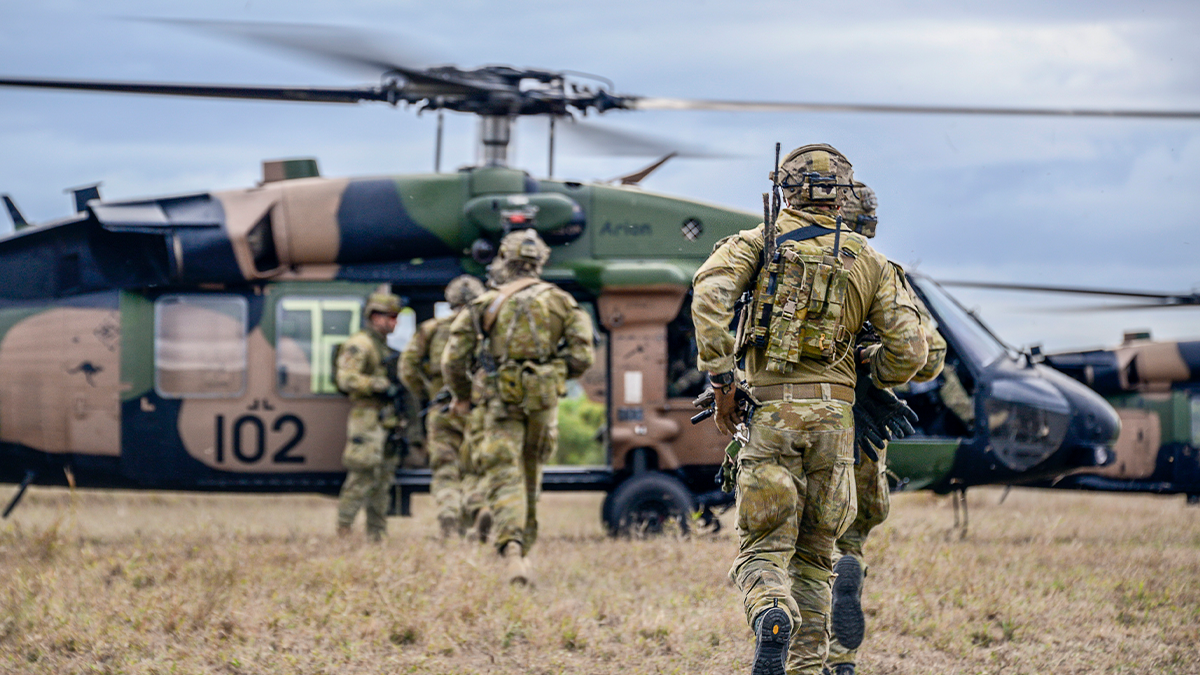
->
[154, 295, 247, 398]
[276, 297, 363, 397]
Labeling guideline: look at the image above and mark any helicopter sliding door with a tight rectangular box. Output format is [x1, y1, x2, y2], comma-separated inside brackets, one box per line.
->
[119, 284, 373, 491]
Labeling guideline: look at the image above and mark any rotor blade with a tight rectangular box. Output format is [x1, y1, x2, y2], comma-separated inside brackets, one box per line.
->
[937, 279, 1199, 303]
[559, 119, 728, 158]
[1030, 301, 1198, 313]
[630, 97, 1200, 120]
[0, 76, 390, 104]
[137, 18, 487, 96]
[139, 19, 427, 76]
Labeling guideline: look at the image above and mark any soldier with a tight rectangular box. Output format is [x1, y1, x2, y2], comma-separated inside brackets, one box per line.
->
[825, 184, 946, 675]
[691, 144, 929, 674]
[335, 290, 404, 542]
[442, 229, 595, 584]
[400, 275, 487, 539]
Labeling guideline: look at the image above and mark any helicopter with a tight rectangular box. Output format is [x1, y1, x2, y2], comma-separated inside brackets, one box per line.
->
[929, 280, 1200, 504]
[0, 20, 1193, 530]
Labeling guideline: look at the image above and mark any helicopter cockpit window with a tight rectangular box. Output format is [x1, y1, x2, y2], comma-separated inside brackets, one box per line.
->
[154, 295, 247, 398]
[276, 297, 363, 397]
[909, 276, 1009, 369]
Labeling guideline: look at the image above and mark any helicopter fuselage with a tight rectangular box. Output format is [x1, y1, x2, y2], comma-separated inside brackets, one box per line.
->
[0, 164, 1122, 525]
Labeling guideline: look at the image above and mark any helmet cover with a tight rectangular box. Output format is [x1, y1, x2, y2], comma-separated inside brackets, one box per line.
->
[842, 181, 878, 237]
[771, 143, 855, 210]
[445, 275, 486, 308]
[364, 291, 402, 316]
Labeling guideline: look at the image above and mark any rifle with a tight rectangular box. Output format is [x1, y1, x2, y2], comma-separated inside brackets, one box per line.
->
[691, 382, 760, 494]
[381, 352, 410, 462]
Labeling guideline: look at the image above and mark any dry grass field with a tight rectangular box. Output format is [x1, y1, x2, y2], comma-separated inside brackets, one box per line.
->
[2, 485, 1198, 674]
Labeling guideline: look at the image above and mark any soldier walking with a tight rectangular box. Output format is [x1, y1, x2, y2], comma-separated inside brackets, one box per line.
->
[400, 275, 487, 539]
[335, 291, 404, 542]
[691, 144, 929, 674]
[825, 184, 946, 675]
[442, 230, 594, 584]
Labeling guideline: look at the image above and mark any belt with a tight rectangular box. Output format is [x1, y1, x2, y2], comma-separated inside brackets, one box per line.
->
[750, 382, 855, 405]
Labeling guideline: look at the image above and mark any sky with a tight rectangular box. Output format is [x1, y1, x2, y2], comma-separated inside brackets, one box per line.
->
[1, 1, 1198, 353]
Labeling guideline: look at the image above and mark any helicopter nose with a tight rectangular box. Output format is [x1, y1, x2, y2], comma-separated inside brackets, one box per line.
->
[1041, 365, 1121, 468]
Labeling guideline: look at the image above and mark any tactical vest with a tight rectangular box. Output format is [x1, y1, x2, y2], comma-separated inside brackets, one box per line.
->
[739, 226, 866, 373]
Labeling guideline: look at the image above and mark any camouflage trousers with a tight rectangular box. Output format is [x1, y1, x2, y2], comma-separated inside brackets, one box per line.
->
[337, 460, 398, 539]
[338, 404, 398, 539]
[731, 399, 857, 675]
[475, 398, 558, 554]
[827, 443, 890, 667]
[428, 406, 485, 530]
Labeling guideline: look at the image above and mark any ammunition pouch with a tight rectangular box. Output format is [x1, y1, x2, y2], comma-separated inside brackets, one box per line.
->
[495, 359, 567, 412]
[740, 229, 864, 373]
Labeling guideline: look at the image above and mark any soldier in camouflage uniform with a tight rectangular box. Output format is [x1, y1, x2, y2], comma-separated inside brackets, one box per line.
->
[400, 275, 487, 539]
[335, 291, 404, 542]
[442, 230, 595, 584]
[824, 184, 946, 675]
[691, 145, 930, 675]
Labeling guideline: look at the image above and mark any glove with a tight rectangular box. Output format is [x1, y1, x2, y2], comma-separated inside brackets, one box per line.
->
[852, 403, 885, 464]
[853, 370, 919, 463]
[713, 384, 743, 436]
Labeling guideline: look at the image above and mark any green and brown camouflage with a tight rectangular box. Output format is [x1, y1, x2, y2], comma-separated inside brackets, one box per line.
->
[0, 161, 751, 502]
[1042, 335, 1200, 499]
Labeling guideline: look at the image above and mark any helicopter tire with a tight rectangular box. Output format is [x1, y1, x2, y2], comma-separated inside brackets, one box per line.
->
[604, 471, 696, 537]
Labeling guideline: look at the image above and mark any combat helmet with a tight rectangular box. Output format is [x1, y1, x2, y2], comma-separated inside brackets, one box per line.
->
[364, 291, 402, 316]
[771, 143, 855, 210]
[445, 275, 485, 308]
[496, 229, 551, 278]
[842, 181, 878, 238]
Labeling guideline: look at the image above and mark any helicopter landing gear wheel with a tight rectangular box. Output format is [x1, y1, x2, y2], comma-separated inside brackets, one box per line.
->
[604, 471, 696, 537]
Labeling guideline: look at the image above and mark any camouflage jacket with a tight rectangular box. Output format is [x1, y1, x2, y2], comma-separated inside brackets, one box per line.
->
[336, 327, 394, 406]
[912, 289, 947, 384]
[400, 313, 456, 399]
[442, 278, 595, 402]
[692, 207, 928, 389]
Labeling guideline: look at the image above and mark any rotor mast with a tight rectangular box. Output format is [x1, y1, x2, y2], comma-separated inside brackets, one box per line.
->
[478, 114, 514, 167]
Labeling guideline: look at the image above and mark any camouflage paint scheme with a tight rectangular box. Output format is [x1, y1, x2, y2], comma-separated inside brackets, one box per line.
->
[0, 163, 770, 497]
[1042, 339, 1200, 498]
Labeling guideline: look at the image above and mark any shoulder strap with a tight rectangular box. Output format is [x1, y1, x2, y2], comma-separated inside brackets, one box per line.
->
[482, 278, 544, 333]
[775, 224, 835, 246]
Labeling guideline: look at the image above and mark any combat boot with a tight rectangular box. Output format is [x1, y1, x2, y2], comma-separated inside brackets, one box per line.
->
[500, 541, 532, 585]
[336, 524, 352, 538]
[831, 555, 865, 650]
[474, 508, 493, 544]
[751, 603, 791, 675]
[438, 514, 458, 540]
[823, 664, 855, 675]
